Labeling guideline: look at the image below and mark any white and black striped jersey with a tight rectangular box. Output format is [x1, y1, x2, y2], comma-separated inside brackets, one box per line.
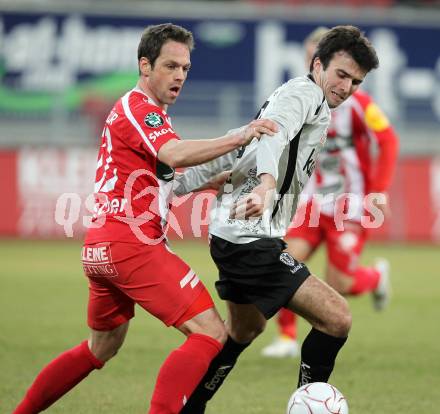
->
[174, 75, 330, 244]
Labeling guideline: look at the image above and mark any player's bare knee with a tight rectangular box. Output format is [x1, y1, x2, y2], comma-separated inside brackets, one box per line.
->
[198, 312, 228, 343]
[230, 329, 258, 344]
[230, 320, 266, 343]
[178, 309, 227, 344]
[208, 323, 228, 345]
[339, 310, 352, 337]
[89, 323, 128, 362]
[328, 298, 352, 337]
[251, 323, 266, 339]
[89, 340, 121, 362]
[333, 312, 351, 338]
[246, 323, 266, 341]
[102, 345, 121, 361]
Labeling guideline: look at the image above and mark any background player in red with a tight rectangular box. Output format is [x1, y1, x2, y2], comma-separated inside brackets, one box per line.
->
[13, 24, 278, 414]
[261, 27, 399, 358]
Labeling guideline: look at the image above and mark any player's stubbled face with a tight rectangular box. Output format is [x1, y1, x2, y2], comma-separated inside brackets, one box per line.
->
[147, 40, 191, 107]
[318, 51, 367, 109]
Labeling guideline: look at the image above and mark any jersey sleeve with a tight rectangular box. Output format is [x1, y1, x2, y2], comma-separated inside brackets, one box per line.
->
[355, 93, 399, 192]
[173, 125, 245, 195]
[255, 81, 318, 180]
[256, 130, 289, 180]
[121, 92, 180, 157]
[173, 149, 239, 196]
[262, 82, 314, 140]
[370, 122, 399, 192]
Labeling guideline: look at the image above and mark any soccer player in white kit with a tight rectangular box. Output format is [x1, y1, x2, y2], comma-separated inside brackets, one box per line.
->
[176, 25, 380, 413]
[262, 27, 399, 359]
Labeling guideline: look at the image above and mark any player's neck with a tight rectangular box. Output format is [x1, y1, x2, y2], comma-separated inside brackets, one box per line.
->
[136, 79, 168, 111]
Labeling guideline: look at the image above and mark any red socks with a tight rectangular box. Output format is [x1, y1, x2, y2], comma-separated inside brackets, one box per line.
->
[13, 341, 104, 414]
[13, 335, 222, 414]
[149, 333, 222, 414]
[349, 266, 380, 295]
[278, 308, 297, 340]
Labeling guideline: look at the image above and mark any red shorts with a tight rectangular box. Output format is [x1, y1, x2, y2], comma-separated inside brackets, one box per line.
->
[81, 241, 213, 331]
[286, 202, 367, 274]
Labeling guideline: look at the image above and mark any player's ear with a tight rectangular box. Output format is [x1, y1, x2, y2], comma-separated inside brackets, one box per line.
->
[139, 57, 152, 77]
[312, 56, 322, 73]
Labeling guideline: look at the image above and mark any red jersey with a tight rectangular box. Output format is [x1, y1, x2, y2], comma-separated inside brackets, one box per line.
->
[302, 90, 399, 221]
[85, 87, 179, 244]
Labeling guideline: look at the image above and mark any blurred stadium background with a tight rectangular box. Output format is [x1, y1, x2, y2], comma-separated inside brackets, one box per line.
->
[1, 0, 439, 412]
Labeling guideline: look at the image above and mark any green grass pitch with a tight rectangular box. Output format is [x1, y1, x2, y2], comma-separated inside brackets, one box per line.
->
[1, 239, 439, 413]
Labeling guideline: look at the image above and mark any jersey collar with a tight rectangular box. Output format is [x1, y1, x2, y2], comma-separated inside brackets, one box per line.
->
[132, 85, 167, 113]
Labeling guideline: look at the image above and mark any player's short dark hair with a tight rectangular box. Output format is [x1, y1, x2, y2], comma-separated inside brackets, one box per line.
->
[310, 25, 379, 73]
[137, 23, 194, 68]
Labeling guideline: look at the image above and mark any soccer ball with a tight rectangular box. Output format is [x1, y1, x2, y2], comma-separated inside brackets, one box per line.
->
[286, 382, 349, 414]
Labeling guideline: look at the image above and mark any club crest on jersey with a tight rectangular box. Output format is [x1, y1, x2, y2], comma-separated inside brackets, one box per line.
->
[144, 112, 164, 128]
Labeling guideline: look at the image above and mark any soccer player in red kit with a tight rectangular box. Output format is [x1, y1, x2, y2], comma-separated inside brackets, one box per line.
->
[13, 24, 278, 413]
[261, 27, 399, 358]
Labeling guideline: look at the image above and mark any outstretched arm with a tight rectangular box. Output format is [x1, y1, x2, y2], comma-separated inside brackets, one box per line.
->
[158, 119, 278, 168]
[173, 150, 236, 196]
